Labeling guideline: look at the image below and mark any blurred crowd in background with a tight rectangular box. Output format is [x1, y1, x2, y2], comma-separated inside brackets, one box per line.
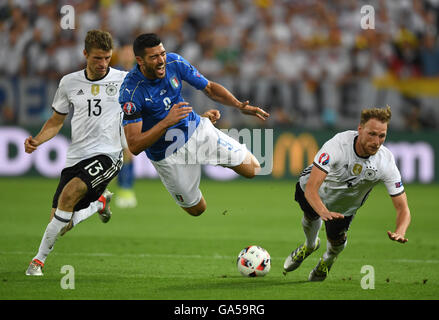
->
[1, 0, 439, 130]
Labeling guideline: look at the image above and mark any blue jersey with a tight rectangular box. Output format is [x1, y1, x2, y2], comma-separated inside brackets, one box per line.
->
[119, 53, 209, 161]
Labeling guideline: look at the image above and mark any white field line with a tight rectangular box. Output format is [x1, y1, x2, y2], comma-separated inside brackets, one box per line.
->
[1, 251, 438, 264]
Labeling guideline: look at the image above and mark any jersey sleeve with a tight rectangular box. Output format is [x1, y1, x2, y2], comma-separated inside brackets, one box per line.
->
[382, 151, 405, 196]
[173, 53, 208, 90]
[312, 135, 342, 174]
[119, 78, 143, 126]
[51, 78, 69, 114]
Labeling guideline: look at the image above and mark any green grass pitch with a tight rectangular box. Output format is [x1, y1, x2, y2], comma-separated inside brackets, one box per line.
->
[0, 177, 438, 300]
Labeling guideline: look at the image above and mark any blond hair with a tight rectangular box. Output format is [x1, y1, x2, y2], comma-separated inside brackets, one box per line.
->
[84, 30, 113, 53]
[360, 105, 392, 125]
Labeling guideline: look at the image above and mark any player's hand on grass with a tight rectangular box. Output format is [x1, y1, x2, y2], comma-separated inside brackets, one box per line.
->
[319, 211, 345, 221]
[163, 102, 192, 127]
[387, 231, 408, 243]
[24, 136, 39, 153]
[201, 109, 221, 124]
[238, 101, 269, 121]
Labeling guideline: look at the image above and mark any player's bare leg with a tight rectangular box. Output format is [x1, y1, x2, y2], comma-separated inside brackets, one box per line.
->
[48, 207, 56, 221]
[57, 178, 88, 212]
[231, 151, 261, 178]
[26, 178, 87, 276]
[182, 196, 206, 216]
[60, 189, 113, 236]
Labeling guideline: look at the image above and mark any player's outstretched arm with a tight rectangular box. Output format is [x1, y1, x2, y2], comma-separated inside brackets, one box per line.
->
[387, 192, 411, 243]
[24, 111, 66, 154]
[304, 166, 345, 221]
[203, 81, 269, 121]
[124, 102, 192, 155]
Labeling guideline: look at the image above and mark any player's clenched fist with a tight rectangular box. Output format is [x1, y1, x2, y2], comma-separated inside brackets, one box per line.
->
[201, 109, 221, 124]
[24, 136, 39, 154]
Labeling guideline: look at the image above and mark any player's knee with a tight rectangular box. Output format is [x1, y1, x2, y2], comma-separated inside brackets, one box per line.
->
[183, 199, 206, 216]
[248, 163, 261, 178]
[189, 208, 205, 216]
[59, 190, 81, 209]
[238, 154, 260, 179]
[304, 212, 321, 221]
[58, 179, 87, 211]
[241, 169, 256, 179]
[327, 233, 347, 247]
[184, 206, 206, 216]
[249, 155, 261, 177]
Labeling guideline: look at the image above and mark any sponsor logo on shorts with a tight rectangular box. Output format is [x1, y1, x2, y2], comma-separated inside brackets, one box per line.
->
[175, 194, 184, 202]
[395, 181, 403, 188]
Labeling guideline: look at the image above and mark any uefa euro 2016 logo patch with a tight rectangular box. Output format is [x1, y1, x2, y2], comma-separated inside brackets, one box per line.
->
[123, 102, 136, 115]
[318, 152, 330, 165]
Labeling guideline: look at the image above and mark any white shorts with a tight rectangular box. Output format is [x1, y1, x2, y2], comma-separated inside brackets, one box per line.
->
[151, 117, 248, 208]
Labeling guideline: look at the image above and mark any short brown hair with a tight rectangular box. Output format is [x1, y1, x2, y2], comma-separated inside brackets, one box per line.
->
[84, 30, 113, 53]
[360, 105, 392, 125]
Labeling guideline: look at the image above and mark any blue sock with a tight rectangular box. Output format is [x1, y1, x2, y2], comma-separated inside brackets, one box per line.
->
[118, 162, 134, 189]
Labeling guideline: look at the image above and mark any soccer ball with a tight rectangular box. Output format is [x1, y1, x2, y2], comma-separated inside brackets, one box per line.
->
[236, 245, 271, 277]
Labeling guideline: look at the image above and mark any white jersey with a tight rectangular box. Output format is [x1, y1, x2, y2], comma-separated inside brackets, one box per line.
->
[52, 67, 128, 168]
[299, 130, 405, 216]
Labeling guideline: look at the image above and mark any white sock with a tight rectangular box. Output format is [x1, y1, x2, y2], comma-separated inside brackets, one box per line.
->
[72, 200, 102, 226]
[322, 240, 347, 267]
[34, 209, 72, 263]
[302, 216, 322, 249]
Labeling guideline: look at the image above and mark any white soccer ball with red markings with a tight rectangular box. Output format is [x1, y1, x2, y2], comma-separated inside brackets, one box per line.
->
[237, 245, 271, 277]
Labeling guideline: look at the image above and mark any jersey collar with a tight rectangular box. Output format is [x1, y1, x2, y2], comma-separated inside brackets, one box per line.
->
[353, 135, 370, 159]
[84, 67, 111, 82]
